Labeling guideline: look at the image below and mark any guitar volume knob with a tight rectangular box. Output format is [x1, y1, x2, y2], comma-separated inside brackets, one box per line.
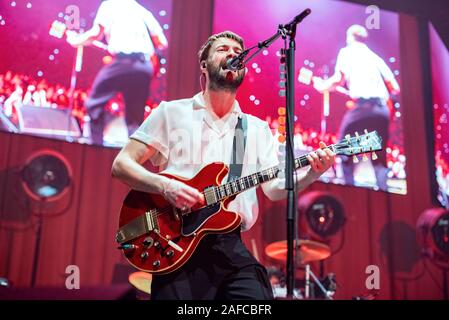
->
[143, 236, 154, 247]
[166, 250, 174, 258]
[153, 260, 160, 267]
[140, 251, 149, 260]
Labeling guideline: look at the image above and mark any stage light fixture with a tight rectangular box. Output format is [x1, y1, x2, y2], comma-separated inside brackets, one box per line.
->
[0, 277, 10, 288]
[21, 149, 72, 202]
[298, 191, 346, 239]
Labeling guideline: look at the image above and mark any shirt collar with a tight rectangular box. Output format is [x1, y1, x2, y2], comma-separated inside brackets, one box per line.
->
[193, 92, 243, 118]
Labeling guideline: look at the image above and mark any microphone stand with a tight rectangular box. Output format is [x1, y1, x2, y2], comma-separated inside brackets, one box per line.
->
[279, 9, 311, 299]
[66, 45, 84, 143]
[283, 21, 298, 300]
[230, 9, 311, 299]
[227, 23, 287, 71]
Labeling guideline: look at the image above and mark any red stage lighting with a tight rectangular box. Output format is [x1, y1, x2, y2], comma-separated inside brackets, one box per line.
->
[417, 207, 449, 267]
[298, 191, 346, 239]
[21, 149, 72, 202]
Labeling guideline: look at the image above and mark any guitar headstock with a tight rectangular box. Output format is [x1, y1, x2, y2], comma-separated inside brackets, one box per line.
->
[298, 67, 313, 85]
[333, 130, 382, 159]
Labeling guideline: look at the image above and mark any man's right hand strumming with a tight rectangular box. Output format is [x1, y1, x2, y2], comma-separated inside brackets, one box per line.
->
[112, 139, 205, 211]
[162, 178, 205, 211]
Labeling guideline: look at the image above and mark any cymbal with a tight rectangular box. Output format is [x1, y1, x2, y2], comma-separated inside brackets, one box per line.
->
[265, 239, 331, 264]
[128, 271, 152, 294]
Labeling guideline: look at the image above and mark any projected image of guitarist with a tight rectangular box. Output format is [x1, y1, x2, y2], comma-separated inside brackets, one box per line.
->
[111, 30, 338, 300]
[65, 0, 168, 146]
[312, 25, 400, 191]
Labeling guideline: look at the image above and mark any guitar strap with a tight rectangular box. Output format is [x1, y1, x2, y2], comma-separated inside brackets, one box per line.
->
[228, 114, 247, 182]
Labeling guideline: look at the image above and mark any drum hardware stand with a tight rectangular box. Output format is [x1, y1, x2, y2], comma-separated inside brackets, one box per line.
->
[304, 264, 334, 300]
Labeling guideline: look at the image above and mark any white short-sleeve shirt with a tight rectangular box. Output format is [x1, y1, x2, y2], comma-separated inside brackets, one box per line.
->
[335, 42, 396, 100]
[93, 0, 165, 55]
[131, 92, 280, 231]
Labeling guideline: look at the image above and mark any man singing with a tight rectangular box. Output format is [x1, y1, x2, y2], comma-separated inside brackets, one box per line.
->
[112, 31, 335, 299]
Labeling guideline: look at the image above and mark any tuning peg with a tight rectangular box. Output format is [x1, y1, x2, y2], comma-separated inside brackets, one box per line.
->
[352, 155, 359, 163]
[362, 154, 369, 162]
[355, 131, 360, 141]
[371, 152, 378, 161]
[364, 129, 369, 135]
[345, 134, 351, 141]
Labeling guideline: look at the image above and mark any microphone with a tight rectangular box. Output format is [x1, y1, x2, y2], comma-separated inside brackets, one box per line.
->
[283, 8, 312, 30]
[293, 8, 311, 24]
[226, 55, 245, 71]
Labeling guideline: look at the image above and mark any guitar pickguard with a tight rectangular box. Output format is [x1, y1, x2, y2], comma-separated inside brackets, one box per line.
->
[181, 203, 221, 236]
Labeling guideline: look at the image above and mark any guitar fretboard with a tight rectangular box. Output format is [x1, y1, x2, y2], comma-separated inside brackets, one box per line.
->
[207, 150, 323, 204]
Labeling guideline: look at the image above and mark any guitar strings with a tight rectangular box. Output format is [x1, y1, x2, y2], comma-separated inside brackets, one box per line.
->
[152, 140, 368, 218]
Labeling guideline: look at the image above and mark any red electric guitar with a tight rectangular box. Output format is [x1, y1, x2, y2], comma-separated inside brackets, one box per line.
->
[116, 130, 382, 274]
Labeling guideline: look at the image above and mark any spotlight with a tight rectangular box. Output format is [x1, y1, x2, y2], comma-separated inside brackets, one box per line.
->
[20, 150, 73, 287]
[298, 191, 346, 239]
[21, 150, 72, 202]
[0, 277, 10, 288]
[417, 208, 449, 266]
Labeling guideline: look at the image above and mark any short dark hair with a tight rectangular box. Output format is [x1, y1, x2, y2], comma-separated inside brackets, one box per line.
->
[346, 24, 368, 43]
[197, 31, 244, 65]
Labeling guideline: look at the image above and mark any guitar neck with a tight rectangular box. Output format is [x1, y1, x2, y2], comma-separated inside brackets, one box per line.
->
[210, 145, 336, 202]
[49, 21, 108, 52]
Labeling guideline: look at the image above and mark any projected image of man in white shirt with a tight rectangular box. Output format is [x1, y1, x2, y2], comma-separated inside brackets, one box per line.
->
[313, 24, 400, 191]
[66, 0, 168, 146]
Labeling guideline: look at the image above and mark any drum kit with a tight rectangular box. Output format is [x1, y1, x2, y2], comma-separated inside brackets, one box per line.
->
[264, 238, 335, 300]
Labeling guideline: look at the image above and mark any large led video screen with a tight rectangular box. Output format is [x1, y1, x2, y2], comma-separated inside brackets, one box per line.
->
[214, 0, 406, 194]
[0, 0, 171, 147]
[430, 23, 449, 207]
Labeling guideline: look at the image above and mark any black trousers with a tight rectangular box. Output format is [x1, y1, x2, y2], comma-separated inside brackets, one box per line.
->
[338, 97, 390, 191]
[85, 53, 153, 145]
[151, 229, 274, 300]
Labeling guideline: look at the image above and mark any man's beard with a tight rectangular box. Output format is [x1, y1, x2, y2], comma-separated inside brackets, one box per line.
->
[206, 60, 244, 92]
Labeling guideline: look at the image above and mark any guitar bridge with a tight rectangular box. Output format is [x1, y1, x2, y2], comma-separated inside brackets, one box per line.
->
[145, 211, 158, 231]
[116, 210, 159, 244]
